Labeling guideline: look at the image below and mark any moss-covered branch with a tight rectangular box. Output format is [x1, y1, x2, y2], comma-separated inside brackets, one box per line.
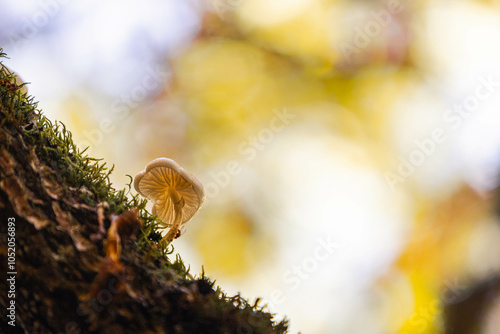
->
[0, 49, 288, 334]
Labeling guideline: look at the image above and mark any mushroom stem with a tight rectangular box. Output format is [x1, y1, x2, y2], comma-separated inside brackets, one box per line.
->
[161, 193, 184, 245]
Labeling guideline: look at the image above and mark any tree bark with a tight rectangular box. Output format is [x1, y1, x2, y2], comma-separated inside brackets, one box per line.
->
[0, 58, 287, 334]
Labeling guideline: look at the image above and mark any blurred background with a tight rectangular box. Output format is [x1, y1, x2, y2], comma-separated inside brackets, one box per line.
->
[2, 0, 500, 332]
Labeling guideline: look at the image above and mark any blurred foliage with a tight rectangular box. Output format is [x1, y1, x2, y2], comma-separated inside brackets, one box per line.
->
[7, 0, 500, 332]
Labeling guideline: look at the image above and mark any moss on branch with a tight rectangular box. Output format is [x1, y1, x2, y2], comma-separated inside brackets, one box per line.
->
[0, 49, 288, 334]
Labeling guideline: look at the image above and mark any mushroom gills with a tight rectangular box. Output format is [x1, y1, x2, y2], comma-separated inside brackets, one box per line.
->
[134, 158, 205, 245]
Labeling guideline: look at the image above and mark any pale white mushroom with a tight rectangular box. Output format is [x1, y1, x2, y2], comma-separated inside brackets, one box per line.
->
[134, 158, 205, 244]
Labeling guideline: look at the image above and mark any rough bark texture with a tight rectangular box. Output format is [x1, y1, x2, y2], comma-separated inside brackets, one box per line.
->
[0, 54, 287, 334]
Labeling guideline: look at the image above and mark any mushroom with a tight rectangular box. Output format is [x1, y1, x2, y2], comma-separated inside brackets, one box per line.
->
[134, 158, 205, 244]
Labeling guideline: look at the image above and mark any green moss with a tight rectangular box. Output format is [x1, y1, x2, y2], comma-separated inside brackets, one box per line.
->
[0, 49, 288, 333]
[0, 49, 164, 255]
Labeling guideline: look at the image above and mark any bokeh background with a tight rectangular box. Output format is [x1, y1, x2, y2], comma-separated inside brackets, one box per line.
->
[2, 0, 500, 333]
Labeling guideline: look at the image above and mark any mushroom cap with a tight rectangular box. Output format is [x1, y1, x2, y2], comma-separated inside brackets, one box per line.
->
[134, 158, 205, 227]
